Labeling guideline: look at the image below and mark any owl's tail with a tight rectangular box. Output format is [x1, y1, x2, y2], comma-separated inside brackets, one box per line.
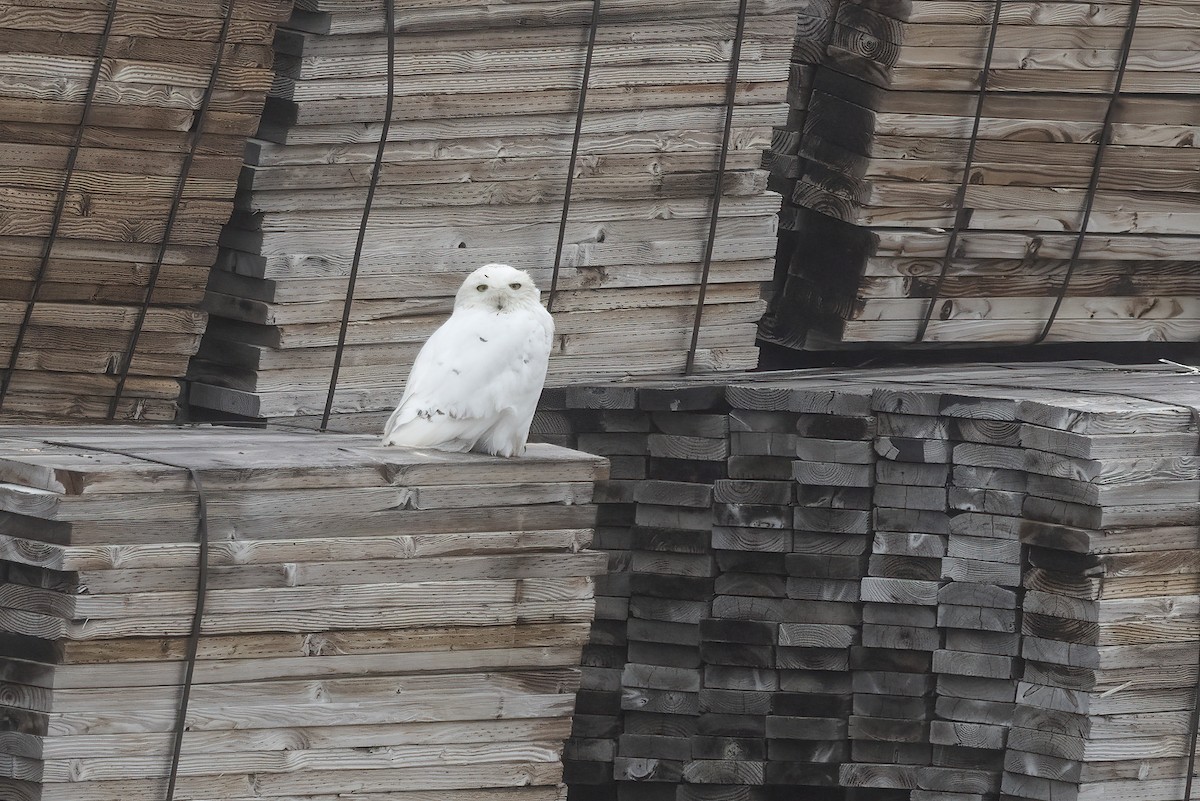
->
[381, 403, 492, 453]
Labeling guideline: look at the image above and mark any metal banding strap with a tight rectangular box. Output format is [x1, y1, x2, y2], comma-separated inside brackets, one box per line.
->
[321, 0, 397, 430]
[1032, 0, 1142, 345]
[166, 462, 209, 801]
[1184, 379, 1200, 801]
[912, 0, 1005, 344]
[547, 0, 603, 314]
[1187, 447, 1200, 801]
[0, 0, 120, 414]
[685, 0, 750, 376]
[37, 438, 211, 801]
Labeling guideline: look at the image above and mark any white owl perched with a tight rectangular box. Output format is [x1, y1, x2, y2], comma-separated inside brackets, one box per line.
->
[381, 264, 554, 457]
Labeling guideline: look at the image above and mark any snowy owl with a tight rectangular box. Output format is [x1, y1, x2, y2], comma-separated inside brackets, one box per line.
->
[381, 264, 554, 457]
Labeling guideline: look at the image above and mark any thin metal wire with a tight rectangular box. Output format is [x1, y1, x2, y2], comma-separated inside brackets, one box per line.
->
[321, 0, 396, 430]
[38, 439, 210, 801]
[165, 461, 209, 801]
[912, 0, 1005, 343]
[684, 0, 750, 375]
[1186, 443, 1200, 801]
[0, 0, 120, 413]
[1032, 0, 1142, 345]
[108, 0, 238, 419]
[547, 0, 602, 314]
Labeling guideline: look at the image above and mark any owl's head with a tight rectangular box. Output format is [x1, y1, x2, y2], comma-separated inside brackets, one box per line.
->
[455, 263, 542, 313]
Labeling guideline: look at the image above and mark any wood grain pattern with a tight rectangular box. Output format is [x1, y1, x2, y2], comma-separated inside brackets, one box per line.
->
[536, 362, 1200, 801]
[188, 1, 804, 427]
[0, 2, 288, 422]
[0, 424, 606, 801]
[760, 0, 1200, 349]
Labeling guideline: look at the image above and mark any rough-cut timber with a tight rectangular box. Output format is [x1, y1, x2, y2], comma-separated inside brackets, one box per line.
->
[0, 1, 290, 422]
[0, 425, 608, 801]
[760, 0, 1200, 349]
[186, 0, 803, 429]
[533, 361, 1200, 801]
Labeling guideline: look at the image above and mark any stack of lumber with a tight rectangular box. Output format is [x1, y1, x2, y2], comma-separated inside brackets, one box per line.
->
[840, 388, 945, 797]
[719, 378, 879, 800]
[853, 383, 1028, 800]
[540, 381, 734, 801]
[758, 0, 831, 343]
[617, 477, 715, 796]
[186, 0, 806, 427]
[0, 425, 608, 801]
[610, 386, 728, 799]
[0, 0, 289, 422]
[759, 0, 1200, 348]
[930, 391, 1025, 801]
[540, 386, 641, 801]
[1002, 381, 1200, 801]
[535, 361, 1200, 801]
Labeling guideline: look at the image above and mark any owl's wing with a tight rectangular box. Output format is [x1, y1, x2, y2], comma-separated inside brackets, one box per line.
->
[382, 305, 553, 451]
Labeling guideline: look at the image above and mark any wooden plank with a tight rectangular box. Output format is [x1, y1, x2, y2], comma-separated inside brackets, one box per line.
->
[762, 0, 1200, 349]
[188, 4, 806, 424]
[0, 423, 603, 799]
[0, 1, 287, 423]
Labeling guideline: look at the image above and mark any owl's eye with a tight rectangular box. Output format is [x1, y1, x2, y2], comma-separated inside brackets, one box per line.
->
[476, 284, 488, 292]
[509, 282, 522, 290]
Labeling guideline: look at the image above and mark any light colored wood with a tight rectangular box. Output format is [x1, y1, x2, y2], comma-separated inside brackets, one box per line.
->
[3, 573, 595, 618]
[241, 150, 768, 197]
[12, 668, 581, 712]
[0, 596, 597, 639]
[0, 0, 288, 422]
[19, 740, 567, 783]
[204, 281, 766, 327]
[2, 717, 573, 760]
[190, 3, 803, 425]
[31, 621, 593, 667]
[278, 14, 792, 59]
[827, 318, 1200, 344]
[282, 34, 794, 83]
[7, 550, 608, 593]
[0, 480, 597, 521]
[765, 0, 1200, 349]
[0, 534, 597, 573]
[0, 425, 602, 799]
[0, 761, 566, 801]
[308, 0, 806, 35]
[0, 433, 604, 491]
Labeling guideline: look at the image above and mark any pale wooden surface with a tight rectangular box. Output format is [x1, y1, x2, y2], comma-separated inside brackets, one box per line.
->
[188, 1, 806, 425]
[0, 2, 289, 423]
[0, 424, 606, 801]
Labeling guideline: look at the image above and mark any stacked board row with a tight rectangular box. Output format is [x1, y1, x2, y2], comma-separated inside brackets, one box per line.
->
[0, 425, 608, 801]
[537, 380, 733, 801]
[0, 0, 290, 421]
[531, 361, 1200, 801]
[760, 0, 1200, 348]
[186, 0, 805, 428]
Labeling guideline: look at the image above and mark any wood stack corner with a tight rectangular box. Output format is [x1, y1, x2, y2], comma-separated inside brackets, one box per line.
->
[0, 0, 290, 422]
[532, 362, 1200, 801]
[759, 0, 1200, 349]
[1003, 380, 1200, 801]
